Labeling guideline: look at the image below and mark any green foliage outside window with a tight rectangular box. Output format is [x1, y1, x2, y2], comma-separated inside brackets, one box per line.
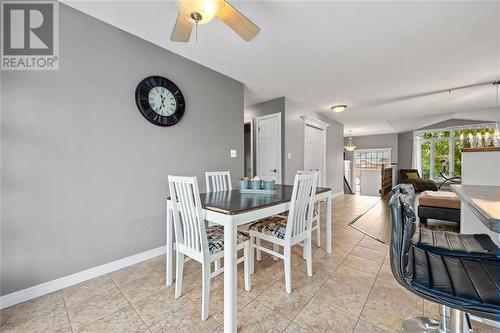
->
[420, 127, 495, 180]
[433, 140, 449, 180]
[421, 141, 431, 179]
[422, 131, 450, 139]
[454, 141, 462, 178]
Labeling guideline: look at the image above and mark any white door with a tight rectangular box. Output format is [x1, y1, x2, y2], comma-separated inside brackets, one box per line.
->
[256, 113, 282, 183]
[304, 124, 325, 186]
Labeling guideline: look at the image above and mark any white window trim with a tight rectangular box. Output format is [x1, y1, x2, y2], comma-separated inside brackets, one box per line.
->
[353, 148, 392, 153]
[353, 148, 392, 169]
[414, 122, 497, 137]
[415, 123, 496, 180]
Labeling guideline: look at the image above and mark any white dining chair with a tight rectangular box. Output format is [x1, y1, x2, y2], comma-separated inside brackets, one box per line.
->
[168, 175, 251, 321]
[297, 170, 321, 247]
[205, 171, 232, 192]
[205, 171, 232, 272]
[248, 173, 317, 294]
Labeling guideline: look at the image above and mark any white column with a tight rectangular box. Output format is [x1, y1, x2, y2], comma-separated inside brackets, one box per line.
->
[223, 220, 238, 332]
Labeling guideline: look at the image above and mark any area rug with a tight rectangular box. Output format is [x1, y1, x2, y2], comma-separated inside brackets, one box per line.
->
[349, 193, 460, 244]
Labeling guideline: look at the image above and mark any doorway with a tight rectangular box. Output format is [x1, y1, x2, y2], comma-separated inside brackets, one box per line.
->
[256, 112, 282, 183]
[243, 119, 253, 178]
[352, 148, 391, 196]
[302, 116, 329, 186]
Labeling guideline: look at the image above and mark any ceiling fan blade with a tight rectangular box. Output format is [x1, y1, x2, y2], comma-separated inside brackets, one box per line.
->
[217, 1, 260, 41]
[170, 12, 193, 42]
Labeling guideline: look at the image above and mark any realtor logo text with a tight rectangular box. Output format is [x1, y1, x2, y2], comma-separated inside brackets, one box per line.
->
[1, 1, 59, 70]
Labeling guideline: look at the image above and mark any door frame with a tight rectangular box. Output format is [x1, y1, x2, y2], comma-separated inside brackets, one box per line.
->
[301, 115, 330, 186]
[256, 112, 282, 184]
[243, 117, 254, 178]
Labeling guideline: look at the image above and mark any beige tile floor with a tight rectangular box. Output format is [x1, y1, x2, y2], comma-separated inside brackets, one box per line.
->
[1, 195, 498, 333]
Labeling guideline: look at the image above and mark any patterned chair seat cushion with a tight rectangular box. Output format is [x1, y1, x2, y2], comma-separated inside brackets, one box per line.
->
[248, 216, 288, 239]
[206, 225, 249, 255]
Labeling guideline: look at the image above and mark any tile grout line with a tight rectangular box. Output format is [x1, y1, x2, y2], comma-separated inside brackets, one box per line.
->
[72, 288, 134, 331]
[60, 290, 75, 333]
[58, 276, 128, 331]
[111, 279, 151, 330]
[287, 195, 386, 331]
[240, 297, 292, 332]
[286, 210, 368, 332]
[351, 249, 387, 332]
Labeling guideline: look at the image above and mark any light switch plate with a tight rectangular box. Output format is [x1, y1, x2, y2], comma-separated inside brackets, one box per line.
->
[230, 149, 237, 158]
[288, 153, 292, 159]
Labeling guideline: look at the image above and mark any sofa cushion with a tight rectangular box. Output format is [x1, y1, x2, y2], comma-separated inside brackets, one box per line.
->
[420, 191, 460, 210]
[406, 172, 419, 180]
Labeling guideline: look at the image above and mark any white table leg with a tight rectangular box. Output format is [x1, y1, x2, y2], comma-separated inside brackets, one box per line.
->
[326, 193, 332, 253]
[223, 221, 237, 333]
[166, 203, 174, 286]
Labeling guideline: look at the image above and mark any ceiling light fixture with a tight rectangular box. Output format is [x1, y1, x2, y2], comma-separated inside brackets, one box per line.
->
[171, 0, 260, 42]
[176, 0, 222, 24]
[344, 130, 356, 152]
[331, 105, 347, 113]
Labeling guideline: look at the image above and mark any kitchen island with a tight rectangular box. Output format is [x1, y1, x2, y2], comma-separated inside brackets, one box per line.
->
[451, 184, 500, 245]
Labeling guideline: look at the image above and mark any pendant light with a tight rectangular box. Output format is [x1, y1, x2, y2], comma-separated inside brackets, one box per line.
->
[344, 130, 356, 152]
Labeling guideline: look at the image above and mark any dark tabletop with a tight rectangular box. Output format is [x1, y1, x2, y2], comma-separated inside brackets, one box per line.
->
[199, 185, 331, 215]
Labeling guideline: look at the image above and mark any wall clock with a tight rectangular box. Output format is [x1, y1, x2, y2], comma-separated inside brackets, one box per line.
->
[135, 76, 185, 126]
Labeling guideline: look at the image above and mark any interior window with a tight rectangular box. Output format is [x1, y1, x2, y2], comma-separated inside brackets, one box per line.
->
[419, 125, 495, 180]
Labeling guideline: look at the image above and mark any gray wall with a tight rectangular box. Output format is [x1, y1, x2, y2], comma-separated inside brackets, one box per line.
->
[398, 119, 490, 169]
[244, 97, 285, 182]
[398, 131, 414, 169]
[245, 99, 344, 193]
[283, 99, 306, 185]
[344, 133, 399, 163]
[314, 113, 345, 194]
[344, 133, 399, 186]
[0, 5, 244, 295]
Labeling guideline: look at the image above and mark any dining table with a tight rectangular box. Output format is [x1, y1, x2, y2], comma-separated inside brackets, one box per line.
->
[165, 184, 333, 332]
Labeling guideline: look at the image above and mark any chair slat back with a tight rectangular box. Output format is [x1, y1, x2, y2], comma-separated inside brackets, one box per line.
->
[297, 170, 320, 185]
[168, 176, 208, 256]
[286, 173, 317, 240]
[205, 171, 232, 192]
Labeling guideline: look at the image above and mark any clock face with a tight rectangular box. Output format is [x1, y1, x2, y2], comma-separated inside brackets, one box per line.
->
[135, 76, 185, 126]
[148, 87, 177, 116]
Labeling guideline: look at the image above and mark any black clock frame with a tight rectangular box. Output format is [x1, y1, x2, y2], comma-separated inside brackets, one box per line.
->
[135, 76, 185, 127]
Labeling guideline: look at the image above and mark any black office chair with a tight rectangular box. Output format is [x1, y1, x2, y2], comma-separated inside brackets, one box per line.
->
[389, 186, 500, 332]
[392, 183, 415, 196]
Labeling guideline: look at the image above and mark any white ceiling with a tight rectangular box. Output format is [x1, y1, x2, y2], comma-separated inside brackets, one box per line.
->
[63, 0, 500, 136]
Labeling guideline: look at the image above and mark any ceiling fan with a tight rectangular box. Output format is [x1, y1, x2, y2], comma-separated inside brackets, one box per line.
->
[170, 0, 260, 42]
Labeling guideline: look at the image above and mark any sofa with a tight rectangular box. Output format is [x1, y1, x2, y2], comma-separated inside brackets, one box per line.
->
[399, 169, 438, 192]
[418, 190, 460, 224]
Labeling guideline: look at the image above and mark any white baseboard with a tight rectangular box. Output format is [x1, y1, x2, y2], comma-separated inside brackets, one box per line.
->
[1, 189, 344, 310]
[332, 191, 344, 198]
[0, 246, 166, 310]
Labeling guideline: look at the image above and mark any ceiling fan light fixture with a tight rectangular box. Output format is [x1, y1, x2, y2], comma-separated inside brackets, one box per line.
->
[331, 105, 347, 113]
[176, 0, 223, 24]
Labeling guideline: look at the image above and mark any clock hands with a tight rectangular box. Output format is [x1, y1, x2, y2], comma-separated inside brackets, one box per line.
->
[160, 94, 166, 110]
